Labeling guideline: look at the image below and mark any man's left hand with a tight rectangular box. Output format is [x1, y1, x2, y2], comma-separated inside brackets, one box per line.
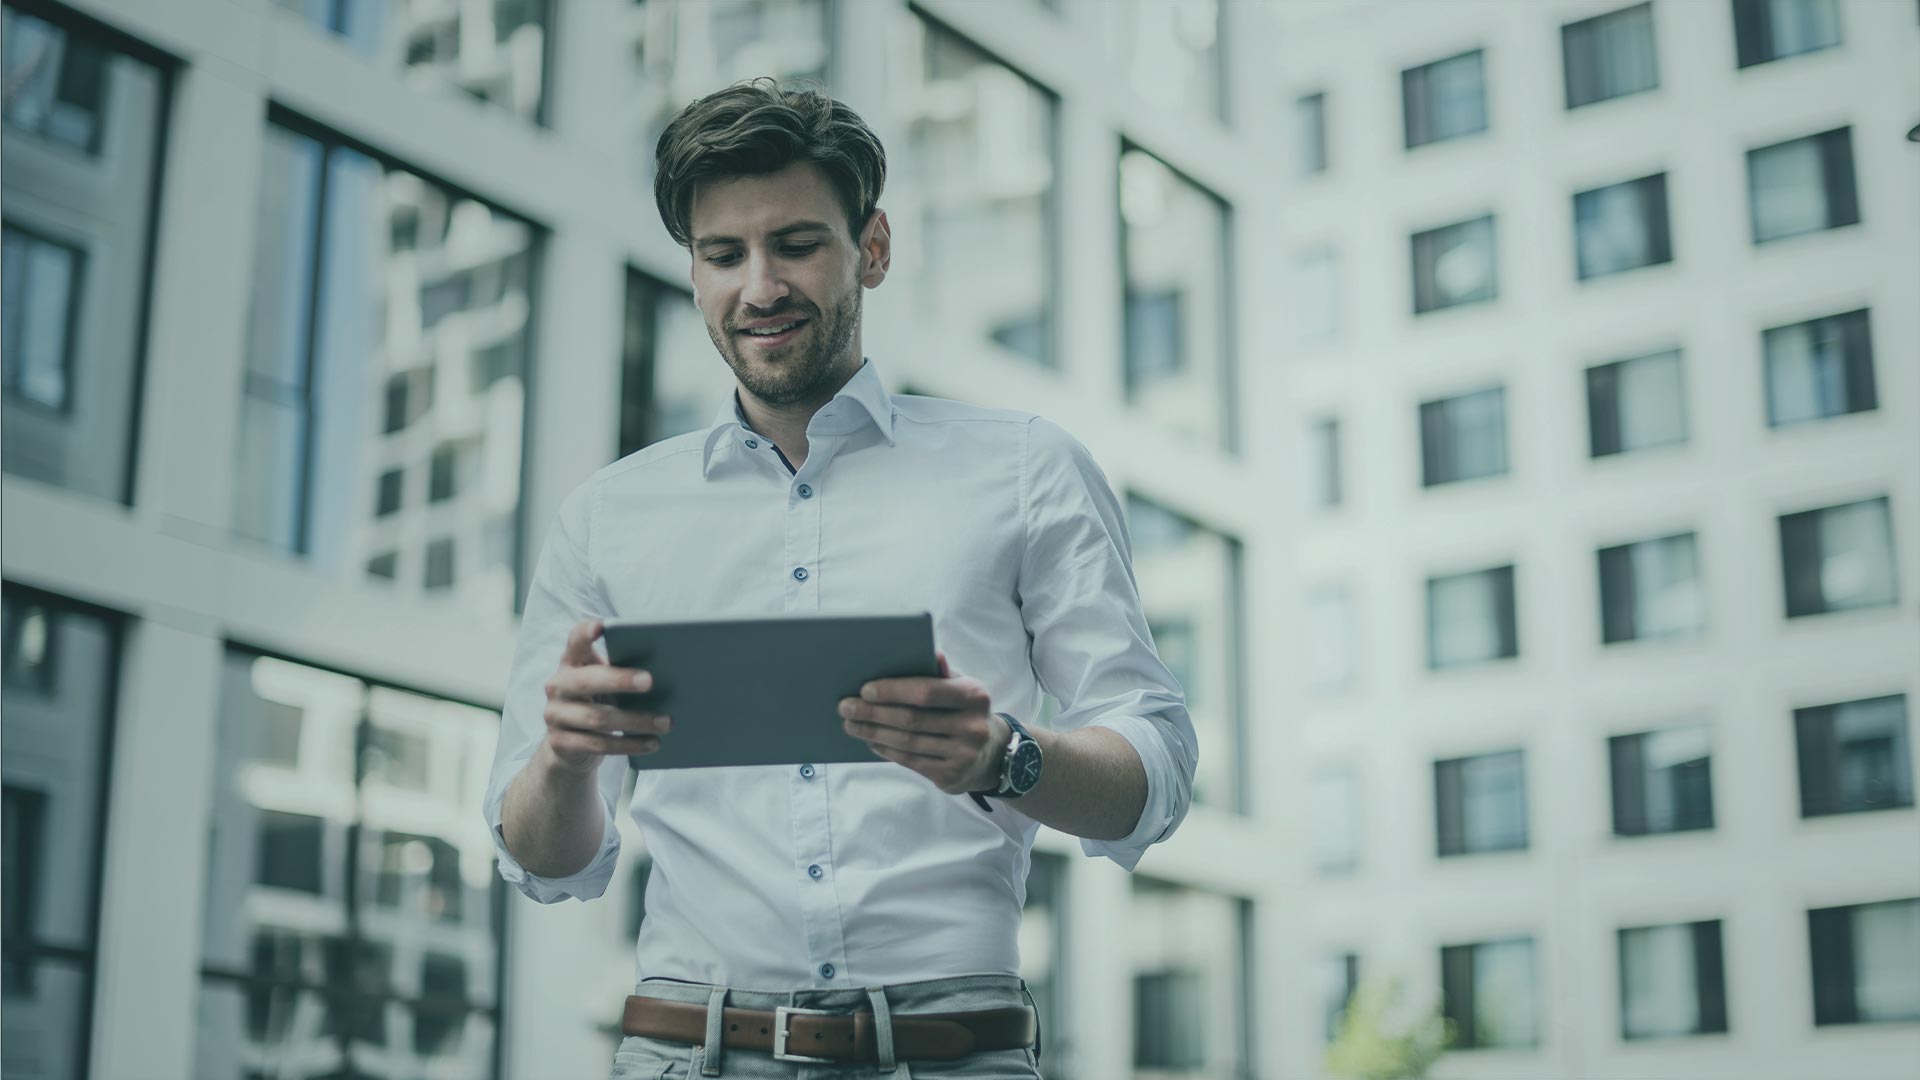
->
[839, 650, 1007, 795]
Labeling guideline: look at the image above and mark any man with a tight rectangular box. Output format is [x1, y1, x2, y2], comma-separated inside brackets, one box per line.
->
[483, 78, 1197, 1079]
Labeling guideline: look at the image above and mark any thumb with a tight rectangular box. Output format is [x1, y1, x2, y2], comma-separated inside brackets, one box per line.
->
[935, 649, 952, 678]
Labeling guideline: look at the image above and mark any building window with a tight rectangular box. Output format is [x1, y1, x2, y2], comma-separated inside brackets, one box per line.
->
[1796, 694, 1913, 817]
[1764, 308, 1875, 427]
[1, 225, 82, 413]
[1305, 416, 1341, 508]
[235, 119, 535, 614]
[1733, 0, 1842, 67]
[1292, 247, 1340, 343]
[1427, 564, 1518, 669]
[1574, 173, 1672, 279]
[375, 468, 404, 517]
[1021, 852, 1070, 1080]
[1125, 494, 1245, 812]
[1610, 726, 1714, 835]
[1, 6, 167, 506]
[1563, 2, 1658, 108]
[366, 551, 398, 580]
[1120, 146, 1234, 450]
[274, 0, 551, 124]
[1322, 952, 1360, 1041]
[1747, 127, 1858, 243]
[1435, 749, 1527, 856]
[1411, 215, 1496, 314]
[1310, 765, 1362, 874]
[424, 537, 456, 590]
[894, 12, 1060, 369]
[1588, 349, 1687, 456]
[624, 0, 829, 190]
[1295, 91, 1328, 175]
[428, 442, 460, 502]
[1128, 878, 1252, 1074]
[1440, 937, 1540, 1048]
[1619, 921, 1728, 1038]
[1303, 584, 1357, 694]
[1598, 532, 1705, 643]
[0, 587, 120, 1079]
[619, 269, 736, 456]
[1778, 496, 1898, 617]
[1402, 49, 1487, 148]
[1420, 386, 1508, 486]
[1808, 898, 1920, 1025]
[1103, 0, 1226, 125]
[197, 650, 504, 1076]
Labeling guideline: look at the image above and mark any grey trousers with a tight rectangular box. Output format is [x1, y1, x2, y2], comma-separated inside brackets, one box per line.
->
[608, 973, 1043, 1080]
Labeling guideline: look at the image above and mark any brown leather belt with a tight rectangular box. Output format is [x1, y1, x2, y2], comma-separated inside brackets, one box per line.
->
[621, 995, 1036, 1064]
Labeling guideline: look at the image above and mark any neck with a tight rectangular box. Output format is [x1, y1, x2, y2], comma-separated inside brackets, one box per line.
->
[736, 355, 863, 470]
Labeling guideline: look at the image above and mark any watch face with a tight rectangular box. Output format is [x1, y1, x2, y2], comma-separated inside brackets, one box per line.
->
[1008, 740, 1043, 793]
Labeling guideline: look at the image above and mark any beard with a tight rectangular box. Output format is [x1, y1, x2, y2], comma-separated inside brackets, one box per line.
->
[708, 286, 861, 407]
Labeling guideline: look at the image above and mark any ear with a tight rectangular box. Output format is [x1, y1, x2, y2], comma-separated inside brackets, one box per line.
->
[858, 208, 891, 288]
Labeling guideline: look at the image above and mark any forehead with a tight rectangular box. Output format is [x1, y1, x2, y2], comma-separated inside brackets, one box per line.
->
[688, 161, 843, 240]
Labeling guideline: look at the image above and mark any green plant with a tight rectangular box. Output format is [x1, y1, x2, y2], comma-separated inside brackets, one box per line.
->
[1324, 976, 1454, 1080]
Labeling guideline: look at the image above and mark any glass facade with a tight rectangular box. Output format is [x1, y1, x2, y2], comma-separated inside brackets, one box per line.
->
[0, 586, 120, 1080]
[235, 120, 536, 613]
[619, 268, 736, 457]
[275, 0, 551, 123]
[197, 649, 504, 1078]
[891, 11, 1060, 369]
[1125, 494, 1244, 812]
[1120, 147, 1233, 449]
[1, 6, 166, 505]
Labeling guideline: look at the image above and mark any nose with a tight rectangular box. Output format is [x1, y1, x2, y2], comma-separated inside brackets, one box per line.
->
[740, 250, 790, 312]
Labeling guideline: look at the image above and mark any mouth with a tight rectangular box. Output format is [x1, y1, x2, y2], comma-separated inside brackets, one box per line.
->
[736, 318, 809, 348]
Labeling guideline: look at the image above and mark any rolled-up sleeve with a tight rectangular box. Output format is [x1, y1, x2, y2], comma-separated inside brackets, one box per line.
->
[481, 479, 626, 903]
[1018, 416, 1199, 871]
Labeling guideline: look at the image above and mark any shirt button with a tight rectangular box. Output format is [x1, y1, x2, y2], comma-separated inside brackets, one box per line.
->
[744, 438, 758, 449]
[793, 567, 809, 581]
[808, 864, 823, 879]
[799, 764, 815, 779]
[820, 963, 835, 979]
[797, 483, 812, 498]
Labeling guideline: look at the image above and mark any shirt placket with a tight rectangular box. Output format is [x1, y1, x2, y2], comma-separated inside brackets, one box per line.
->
[778, 433, 850, 984]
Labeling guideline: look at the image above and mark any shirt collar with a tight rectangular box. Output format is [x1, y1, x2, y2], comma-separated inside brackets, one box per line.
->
[700, 356, 896, 477]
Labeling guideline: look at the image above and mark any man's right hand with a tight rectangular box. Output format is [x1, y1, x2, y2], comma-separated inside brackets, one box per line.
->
[540, 618, 671, 774]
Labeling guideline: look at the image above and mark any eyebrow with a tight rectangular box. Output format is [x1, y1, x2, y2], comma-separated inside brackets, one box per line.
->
[692, 221, 835, 251]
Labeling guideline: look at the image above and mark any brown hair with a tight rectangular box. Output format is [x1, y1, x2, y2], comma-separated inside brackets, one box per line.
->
[653, 78, 887, 248]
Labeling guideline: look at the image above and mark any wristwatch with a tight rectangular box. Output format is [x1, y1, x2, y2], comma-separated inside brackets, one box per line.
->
[969, 712, 1043, 812]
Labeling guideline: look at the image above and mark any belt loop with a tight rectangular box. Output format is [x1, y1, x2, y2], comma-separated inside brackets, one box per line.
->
[1019, 978, 1043, 1062]
[701, 986, 728, 1076]
[865, 985, 898, 1074]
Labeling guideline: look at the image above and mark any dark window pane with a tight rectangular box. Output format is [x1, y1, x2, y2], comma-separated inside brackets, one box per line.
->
[2, 8, 112, 153]
[1564, 3, 1658, 108]
[1120, 147, 1232, 449]
[1134, 970, 1205, 1068]
[1810, 899, 1920, 1025]
[1427, 564, 1518, 668]
[254, 810, 326, 893]
[1764, 308, 1875, 426]
[1587, 349, 1686, 457]
[1295, 92, 1328, 174]
[1597, 532, 1703, 643]
[1778, 497, 1898, 617]
[1420, 386, 1507, 486]
[1412, 215, 1496, 313]
[1575, 173, 1671, 279]
[1403, 50, 1487, 148]
[281, 0, 551, 123]
[1441, 938, 1539, 1048]
[1734, 0, 1842, 67]
[375, 468, 404, 516]
[1796, 695, 1914, 816]
[1610, 727, 1714, 836]
[1619, 920, 1727, 1038]
[0, 224, 83, 412]
[424, 537, 455, 589]
[1436, 750, 1527, 855]
[1749, 127, 1859, 243]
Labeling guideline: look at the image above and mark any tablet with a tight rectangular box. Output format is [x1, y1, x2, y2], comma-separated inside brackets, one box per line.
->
[596, 612, 939, 770]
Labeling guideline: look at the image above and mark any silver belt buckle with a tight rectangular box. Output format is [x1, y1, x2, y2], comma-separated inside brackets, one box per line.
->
[772, 1005, 840, 1064]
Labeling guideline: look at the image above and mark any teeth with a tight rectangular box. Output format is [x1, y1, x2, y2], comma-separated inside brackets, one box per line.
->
[745, 321, 801, 336]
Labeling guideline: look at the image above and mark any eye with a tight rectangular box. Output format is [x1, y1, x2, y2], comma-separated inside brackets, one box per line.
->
[780, 244, 819, 257]
[706, 252, 741, 267]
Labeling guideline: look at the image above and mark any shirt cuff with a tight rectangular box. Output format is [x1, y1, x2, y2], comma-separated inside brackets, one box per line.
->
[486, 783, 622, 904]
[1077, 713, 1189, 872]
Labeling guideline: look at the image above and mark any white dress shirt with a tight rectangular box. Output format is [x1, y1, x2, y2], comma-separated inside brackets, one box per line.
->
[483, 356, 1197, 988]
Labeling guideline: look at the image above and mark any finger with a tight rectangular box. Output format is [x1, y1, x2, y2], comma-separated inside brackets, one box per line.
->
[840, 699, 966, 735]
[936, 650, 952, 679]
[550, 663, 653, 703]
[551, 728, 662, 758]
[560, 619, 606, 668]
[859, 676, 985, 710]
[846, 718, 958, 759]
[864, 739, 946, 765]
[548, 700, 671, 735]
